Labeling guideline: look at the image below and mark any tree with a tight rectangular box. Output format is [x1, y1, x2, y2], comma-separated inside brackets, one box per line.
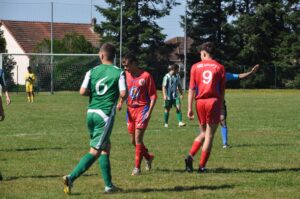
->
[0, 30, 16, 89]
[95, 0, 179, 85]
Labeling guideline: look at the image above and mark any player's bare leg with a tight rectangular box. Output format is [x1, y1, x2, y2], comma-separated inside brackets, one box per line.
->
[27, 92, 31, 103]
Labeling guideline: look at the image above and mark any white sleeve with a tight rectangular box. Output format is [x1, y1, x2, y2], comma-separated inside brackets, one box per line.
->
[81, 70, 91, 89]
[118, 71, 126, 92]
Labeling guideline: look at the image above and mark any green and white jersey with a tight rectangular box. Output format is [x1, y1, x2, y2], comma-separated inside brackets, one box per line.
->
[162, 73, 182, 100]
[81, 64, 126, 116]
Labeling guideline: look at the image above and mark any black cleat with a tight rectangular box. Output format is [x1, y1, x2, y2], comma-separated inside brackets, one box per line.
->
[197, 167, 205, 173]
[185, 155, 193, 172]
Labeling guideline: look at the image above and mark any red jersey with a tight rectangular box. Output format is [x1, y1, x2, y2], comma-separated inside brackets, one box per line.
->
[189, 59, 225, 100]
[126, 70, 157, 107]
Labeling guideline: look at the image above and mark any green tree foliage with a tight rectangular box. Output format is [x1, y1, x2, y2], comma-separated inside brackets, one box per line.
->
[185, 0, 300, 88]
[32, 33, 98, 91]
[95, 0, 179, 86]
[0, 30, 16, 89]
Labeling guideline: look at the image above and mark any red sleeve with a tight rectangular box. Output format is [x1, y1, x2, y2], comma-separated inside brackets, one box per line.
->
[189, 64, 196, 90]
[147, 74, 157, 100]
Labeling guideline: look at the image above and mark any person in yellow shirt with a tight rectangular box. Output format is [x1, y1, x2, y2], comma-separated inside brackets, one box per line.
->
[25, 66, 35, 103]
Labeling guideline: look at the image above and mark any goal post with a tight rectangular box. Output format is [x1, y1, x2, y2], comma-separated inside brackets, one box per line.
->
[0, 53, 100, 94]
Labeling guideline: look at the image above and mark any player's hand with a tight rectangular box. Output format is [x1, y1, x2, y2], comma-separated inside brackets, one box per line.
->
[180, 94, 184, 100]
[116, 102, 122, 111]
[6, 96, 11, 105]
[251, 64, 259, 74]
[163, 95, 167, 100]
[187, 109, 194, 120]
[144, 111, 151, 121]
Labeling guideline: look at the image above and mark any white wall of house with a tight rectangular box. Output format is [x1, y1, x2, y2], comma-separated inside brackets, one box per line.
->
[1, 25, 29, 85]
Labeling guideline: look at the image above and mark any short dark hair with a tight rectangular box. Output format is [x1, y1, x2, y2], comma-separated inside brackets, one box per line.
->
[27, 66, 32, 70]
[199, 42, 216, 57]
[100, 43, 116, 61]
[168, 64, 179, 71]
[123, 52, 138, 65]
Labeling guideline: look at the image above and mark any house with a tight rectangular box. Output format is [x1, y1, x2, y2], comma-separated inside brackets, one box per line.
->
[0, 19, 100, 85]
[165, 36, 193, 70]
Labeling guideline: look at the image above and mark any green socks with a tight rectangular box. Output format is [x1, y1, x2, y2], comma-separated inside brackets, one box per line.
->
[70, 153, 96, 182]
[99, 154, 112, 187]
[164, 112, 169, 124]
[176, 110, 182, 122]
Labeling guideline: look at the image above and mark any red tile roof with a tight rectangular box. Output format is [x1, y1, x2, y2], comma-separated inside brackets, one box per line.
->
[0, 20, 100, 53]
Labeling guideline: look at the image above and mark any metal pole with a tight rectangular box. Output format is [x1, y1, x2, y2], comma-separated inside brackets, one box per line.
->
[183, 3, 187, 91]
[50, 2, 54, 94]
[91, 0, 93, 22]
[119, 0, 123, 67]
[17, 64, 18, 94]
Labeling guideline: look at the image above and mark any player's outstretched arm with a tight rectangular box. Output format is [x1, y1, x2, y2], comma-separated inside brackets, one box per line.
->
[238, 64, 260, 79]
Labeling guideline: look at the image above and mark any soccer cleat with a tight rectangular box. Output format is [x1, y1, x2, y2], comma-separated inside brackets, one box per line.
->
[197, 167, 205, 173]
[0, 172, 3, 181]
[63, 175, 73, 195]
[164, 123, 168, 128]
[131, 168, 141, 176]
[145, 154, 154, 171]
[185, 155, 193, 172]
[104, 184, 123, 194]
[178, 122, 186, 127]
[222, 144, 231, 149]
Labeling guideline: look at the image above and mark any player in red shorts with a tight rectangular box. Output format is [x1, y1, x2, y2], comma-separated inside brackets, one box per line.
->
[185, 42, 226, 172]
[117, 53, 157, 176]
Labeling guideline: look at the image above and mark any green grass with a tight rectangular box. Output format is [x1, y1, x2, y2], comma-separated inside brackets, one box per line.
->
[0, 90, 299, 199]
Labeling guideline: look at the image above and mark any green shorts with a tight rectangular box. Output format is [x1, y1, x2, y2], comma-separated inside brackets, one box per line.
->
[86, 109, 115, 150]
[164, 98, 181, 109]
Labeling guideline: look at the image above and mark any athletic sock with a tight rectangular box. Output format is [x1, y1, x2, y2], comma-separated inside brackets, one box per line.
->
[199, 150, 210, 168]
[164, 112, 169, 124]
[27, 96, 30, 102]
[189, 141, 202, 157]
[142, 144, 151, 160]
[99, 154, 112, 187]
[135, 144, 143, 168]
[69, 153, 96, 182]
[176, 110, 182, 122]
[221, 127, 228, 145]
[30, 96, 34, 103]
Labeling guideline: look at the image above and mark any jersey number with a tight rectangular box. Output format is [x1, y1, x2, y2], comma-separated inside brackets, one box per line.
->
[96, 77, 108, 96]
[202, 70, 212, 84]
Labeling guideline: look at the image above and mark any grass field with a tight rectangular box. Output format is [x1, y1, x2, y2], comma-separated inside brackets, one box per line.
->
[0, 90, 299, 199]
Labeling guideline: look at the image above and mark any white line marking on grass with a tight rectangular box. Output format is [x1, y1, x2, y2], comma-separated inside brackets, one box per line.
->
[0, 132, 46, 137]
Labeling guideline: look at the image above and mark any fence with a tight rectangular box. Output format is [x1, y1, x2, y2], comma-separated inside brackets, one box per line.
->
[0, 53, 99, 93]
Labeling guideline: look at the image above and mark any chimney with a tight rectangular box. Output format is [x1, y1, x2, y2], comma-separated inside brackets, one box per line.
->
[91, 18, 97, 32]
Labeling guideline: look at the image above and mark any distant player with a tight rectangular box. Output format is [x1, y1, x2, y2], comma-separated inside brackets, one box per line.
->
[185, 42, 225, 172]
[0, 68, 11, 181]
[162, 64, 186, 127]
[117, 53, 157, 176]
[221, 64, 259, 148]
[63, 43, 127, 194]
[25, 66, 35, 103]
[0, 68, 11, 121]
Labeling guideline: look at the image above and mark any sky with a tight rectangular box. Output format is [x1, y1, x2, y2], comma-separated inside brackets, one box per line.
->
[0, 0, 185, 40]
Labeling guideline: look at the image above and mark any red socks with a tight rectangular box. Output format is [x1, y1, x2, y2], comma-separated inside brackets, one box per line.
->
[135, 144, 143, 168]
[142, 144, 151, 160]
[200, 150, 210, 168]
[189, 141, 202, 156]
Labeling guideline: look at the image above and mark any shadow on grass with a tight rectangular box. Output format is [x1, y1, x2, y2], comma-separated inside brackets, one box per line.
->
[234, 143, 295, 148]
[3, 173, 98, 181]
[124, 184, 234, 193]
[210, 167, 300, 174]
[0, 147, 63, 152]
[155, 168, 186, 173]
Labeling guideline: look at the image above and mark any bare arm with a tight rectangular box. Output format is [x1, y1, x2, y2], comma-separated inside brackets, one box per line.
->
[162, 86, 167, 100]
[238, 64, 260, 79]
[187, 89, 195, 120]
[79, 87, 90, 96]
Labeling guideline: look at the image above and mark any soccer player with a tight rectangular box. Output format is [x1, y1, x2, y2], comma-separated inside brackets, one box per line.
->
[221, 64, 259, 148]
[25, 66, 35, 103]
[185, 42, 225, 173]
[0, 67, 11, 121]
[117, 53, 157, 176]
[162, 64, 186, 127]
[63, 43, 127, 194]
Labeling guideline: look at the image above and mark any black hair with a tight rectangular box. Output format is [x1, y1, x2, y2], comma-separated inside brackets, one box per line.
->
[199, 42, 216, 57]
[123, 52, 138, 65]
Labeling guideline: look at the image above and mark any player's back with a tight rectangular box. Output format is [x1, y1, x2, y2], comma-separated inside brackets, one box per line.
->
[190, 59, 225, 99]
[88, 64, 122, 115]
